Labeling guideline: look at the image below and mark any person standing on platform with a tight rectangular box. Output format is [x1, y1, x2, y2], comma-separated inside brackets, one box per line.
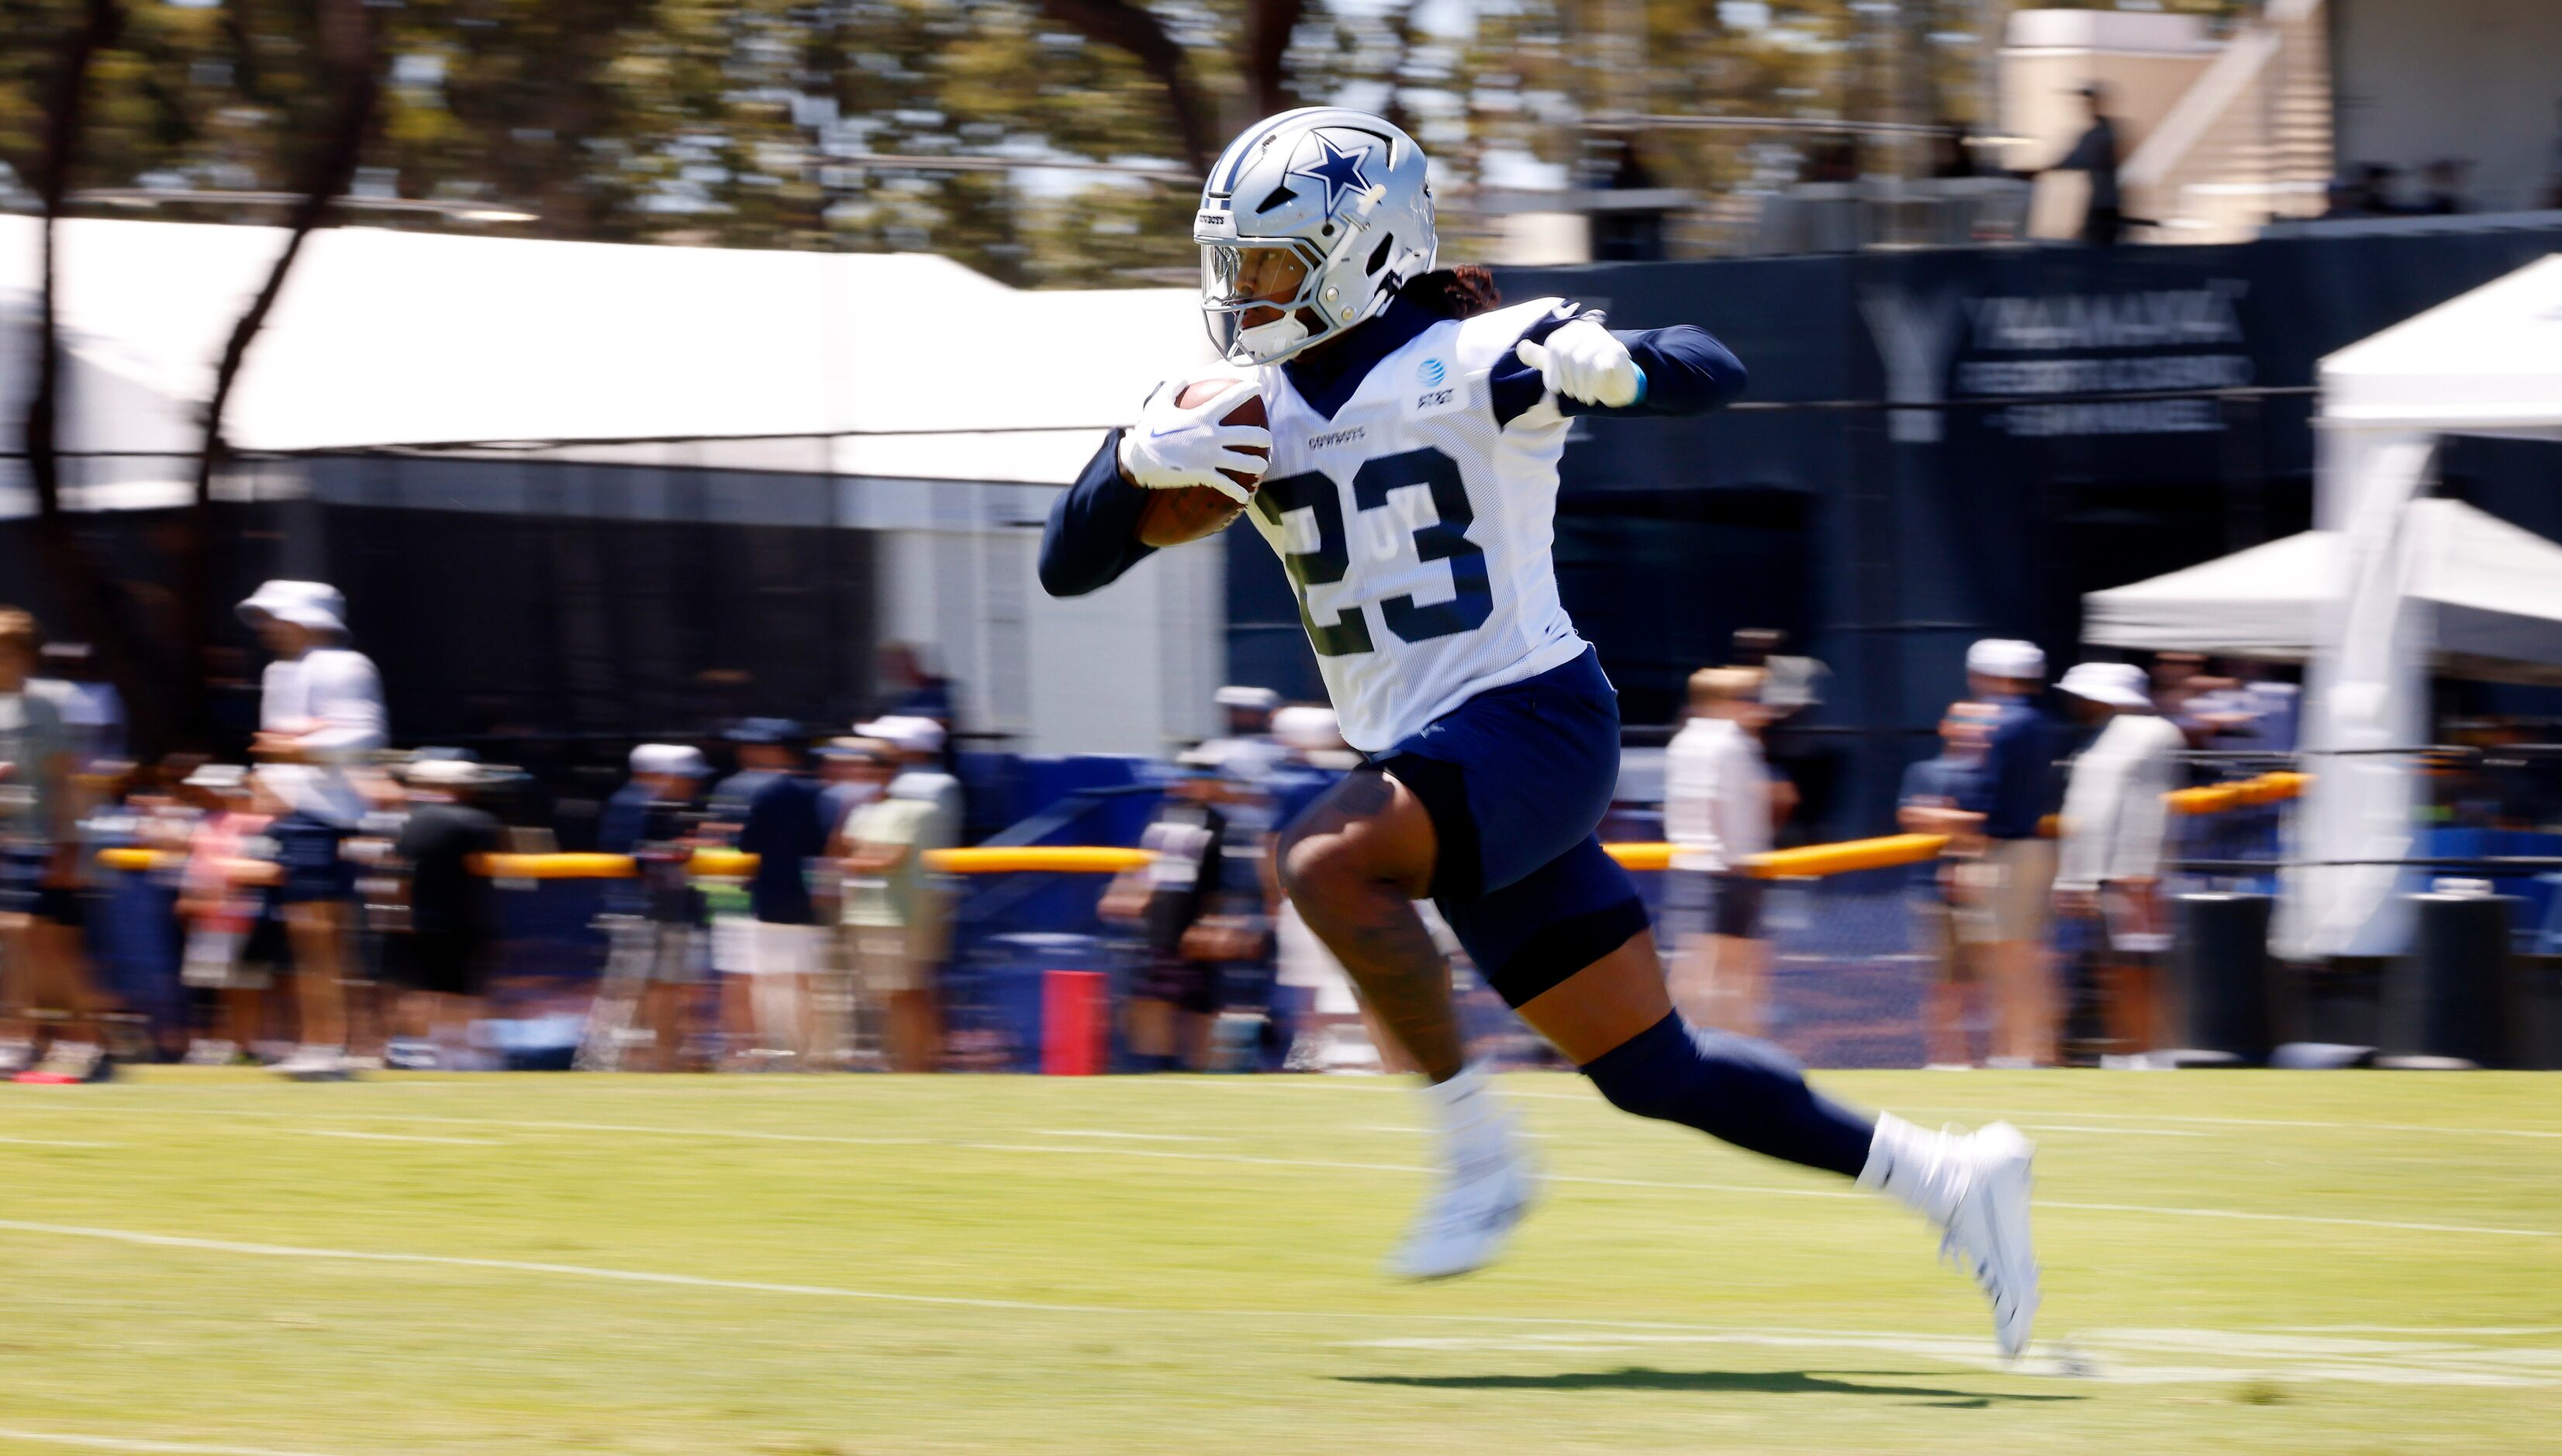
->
[2048, 83, 2124, 245]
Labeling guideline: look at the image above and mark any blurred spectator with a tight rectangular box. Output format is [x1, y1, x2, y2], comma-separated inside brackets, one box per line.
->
[239, 580, 387, 1082]
[0, 606, 107, 1082]
[1900, 701, 1997, 1069]
[2421, 159, 2470, 216]
[874, 643, 954, 726]
[33, 642, 126, 771]
[1664, 667, 1777, 1037]
[583, 744, 711, 1071]
[839, 738, 946, 1072]
[1104, 748, 1249, 1071]
[1947, 639, 2059, 1067]
[1266, 706, 1406, 1072]
[2186, 664, 2301, 760]
[383, 757, 504, 1070]
[2053, 663, 2186, 1064]
[858, 715, 964, 832]
[77, 760, 185, 1061]
[1207, 685, 1289, 783]
[174, 764, 279, 1065]
[708, 719, 828, 1067]
[816, 737, 889, 845]
[2048, 84, 2124, 245]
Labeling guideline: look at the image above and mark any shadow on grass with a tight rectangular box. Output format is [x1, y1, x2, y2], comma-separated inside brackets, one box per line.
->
[1338, 1368, 2084, 1408]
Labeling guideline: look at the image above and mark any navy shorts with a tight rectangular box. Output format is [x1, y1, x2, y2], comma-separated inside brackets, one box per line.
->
[1373, 648, 1651, 1008]
[1, 845, 82, 924]
[271, 812, 355, 905]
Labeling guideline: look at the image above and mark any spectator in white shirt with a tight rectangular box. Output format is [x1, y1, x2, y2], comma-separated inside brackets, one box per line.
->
[238, 581, 386, 1080]
[1663, 668, 1781, 1037]
[2053, 661, 2187, 1061]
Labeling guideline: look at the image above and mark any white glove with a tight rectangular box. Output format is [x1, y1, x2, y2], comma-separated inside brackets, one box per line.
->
[1514, 317, 1645, 409]
[1117, 378, 1272, 504]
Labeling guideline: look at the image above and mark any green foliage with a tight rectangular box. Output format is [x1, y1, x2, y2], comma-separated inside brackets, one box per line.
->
[0, 0, 2256, 278]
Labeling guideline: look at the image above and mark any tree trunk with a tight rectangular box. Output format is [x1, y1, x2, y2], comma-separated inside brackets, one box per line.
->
[174, 0, 382, 746]
[13, 0, 160, 752]
[1034, 0, 1217, 175]
[1241, 0, 1307, 123]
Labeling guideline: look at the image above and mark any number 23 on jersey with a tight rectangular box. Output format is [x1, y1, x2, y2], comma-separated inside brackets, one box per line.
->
[1252, 444, 1492, 658]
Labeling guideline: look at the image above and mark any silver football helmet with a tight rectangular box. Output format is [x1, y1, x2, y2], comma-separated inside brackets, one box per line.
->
[1194, 108, 1438, 367]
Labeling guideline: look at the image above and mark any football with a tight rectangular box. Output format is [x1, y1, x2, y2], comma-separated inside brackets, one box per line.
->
[1135, 378, 1267, 548]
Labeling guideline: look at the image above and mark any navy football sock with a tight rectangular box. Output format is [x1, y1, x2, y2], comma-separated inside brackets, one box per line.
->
[1579, 1012, 1873, 1178]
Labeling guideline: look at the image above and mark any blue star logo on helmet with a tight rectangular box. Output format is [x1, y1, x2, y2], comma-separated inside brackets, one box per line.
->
[1289, 133, 1373, 219]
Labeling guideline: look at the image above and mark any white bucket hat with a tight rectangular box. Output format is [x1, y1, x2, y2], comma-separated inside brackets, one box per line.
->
[237, 580, 347, 635]
[2058, 661, 2153, 710]
[1965, 638, 2046, 681]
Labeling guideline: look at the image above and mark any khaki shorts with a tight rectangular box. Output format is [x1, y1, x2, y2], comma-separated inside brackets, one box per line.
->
[1953, 838, 2055, 945]
[181, 927, 273, 991]
[713, 916, 820, 976]
[853, 923, 934, 994]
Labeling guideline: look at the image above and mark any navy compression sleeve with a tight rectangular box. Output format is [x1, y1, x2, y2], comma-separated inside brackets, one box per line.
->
[1039, 429, 1158, 598]
[1576, 325, 1749, 418]
[1488, 312, 1748, 426]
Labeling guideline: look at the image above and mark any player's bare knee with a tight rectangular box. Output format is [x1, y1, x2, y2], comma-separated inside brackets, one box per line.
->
[1276, 824, 1357, 906]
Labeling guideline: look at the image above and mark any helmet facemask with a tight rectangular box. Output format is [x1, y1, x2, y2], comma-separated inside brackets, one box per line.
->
[1200, 237, 1329, 366]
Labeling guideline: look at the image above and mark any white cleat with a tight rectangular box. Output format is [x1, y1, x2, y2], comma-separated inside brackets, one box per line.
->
[1939, 1121, 2041, 1361]
[271, 1044, 352, 1082]
[1386, 1131, 1538, 1280]
[1387, 1064, 1538, 1280]
[1863, 1113, 2042, 1360]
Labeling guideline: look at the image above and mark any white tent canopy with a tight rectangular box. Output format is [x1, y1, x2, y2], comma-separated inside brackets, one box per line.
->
[0, 215, 1214, 491]
[2084, 499, 2562, 684]
[2084, 530, 2333, 660]
[2319, 254, 2562, 437]
[2286, 254, 2562, 959]
[0, 216, 1231, 758]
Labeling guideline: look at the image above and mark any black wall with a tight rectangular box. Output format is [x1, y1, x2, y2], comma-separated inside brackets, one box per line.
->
[1226, 224, 2562, 837]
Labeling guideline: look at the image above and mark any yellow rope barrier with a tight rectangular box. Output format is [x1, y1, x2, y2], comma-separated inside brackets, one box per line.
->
[94, 771, 2308, 883]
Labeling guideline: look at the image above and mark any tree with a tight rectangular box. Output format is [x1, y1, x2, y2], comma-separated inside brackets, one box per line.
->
[3, 0, 163, 748]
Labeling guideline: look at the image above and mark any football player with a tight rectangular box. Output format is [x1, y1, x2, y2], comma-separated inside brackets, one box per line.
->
[1040, 109, 2039, 1359]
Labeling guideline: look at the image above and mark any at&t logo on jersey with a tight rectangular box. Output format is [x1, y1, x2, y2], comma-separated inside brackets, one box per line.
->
[1411, 356, 1462, 419]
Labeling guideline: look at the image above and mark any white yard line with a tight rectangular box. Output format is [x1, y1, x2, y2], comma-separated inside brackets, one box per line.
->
[1031, 1129, 1227, 1142]
[2035, 1199, 2556, 1240]
[6, 1217, 2556, 1390]
[2018, 1123, 2205, 1137]
[1341, 1326, 2562, 1388]
[16, 1102, 2560, 1241]
[0, 1430, 350, 1456]
[1905, 1106, 2562, 1140]
[0, 1135, 117, 1147]
[292, 1130, 501, 1147]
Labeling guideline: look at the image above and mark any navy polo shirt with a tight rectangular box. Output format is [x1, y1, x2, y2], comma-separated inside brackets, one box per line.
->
[1959, 696, 2054, 841]
[713, 769, 827, 925]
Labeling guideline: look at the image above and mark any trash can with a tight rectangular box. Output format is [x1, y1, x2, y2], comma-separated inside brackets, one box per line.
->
[2173, 892, 2274, 1063]
[2389, 888, 2513, 1068]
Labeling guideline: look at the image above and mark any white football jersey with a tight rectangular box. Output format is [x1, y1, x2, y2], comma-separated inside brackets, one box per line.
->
[1245, 298, 1589, 753]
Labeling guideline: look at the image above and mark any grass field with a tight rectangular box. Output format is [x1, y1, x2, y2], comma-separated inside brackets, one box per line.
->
[4, 1068, 2558, 1454]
